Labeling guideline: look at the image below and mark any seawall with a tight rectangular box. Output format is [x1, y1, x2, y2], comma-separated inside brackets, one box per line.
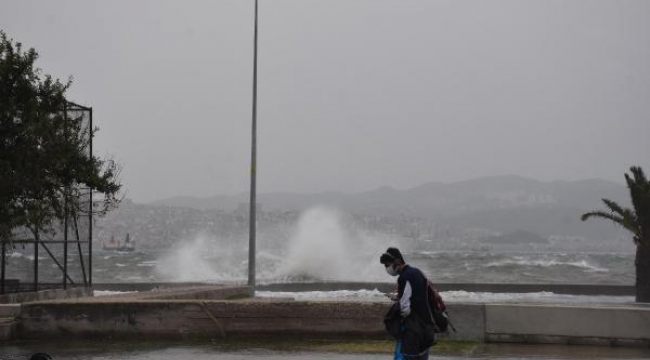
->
[6, 285, 650, 347]
[93, 282, 636, 296]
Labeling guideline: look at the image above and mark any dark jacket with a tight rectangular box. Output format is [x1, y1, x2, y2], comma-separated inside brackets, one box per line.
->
[384, 302, 402, 340]
[397, 265, 434, 325]
[396, 265, 435, 356]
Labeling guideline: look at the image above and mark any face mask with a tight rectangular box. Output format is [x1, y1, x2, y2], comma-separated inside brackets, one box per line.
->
[385, 264, 399, 277]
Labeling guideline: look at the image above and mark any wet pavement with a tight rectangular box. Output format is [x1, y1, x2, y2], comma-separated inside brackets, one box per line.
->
[1, 342, 650, 360]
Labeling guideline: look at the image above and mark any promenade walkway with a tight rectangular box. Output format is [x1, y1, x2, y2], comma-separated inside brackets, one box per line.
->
[2, 341, 650, 359]
[3, 284, 650, 350]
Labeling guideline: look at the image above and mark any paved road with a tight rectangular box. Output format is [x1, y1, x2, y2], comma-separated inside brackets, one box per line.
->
[2, 343, 649, 360]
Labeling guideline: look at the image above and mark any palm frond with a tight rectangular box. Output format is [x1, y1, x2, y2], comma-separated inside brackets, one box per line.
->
[581, 211, 624, 224]
[629, 166, 648, 186]
[601, 198, 627, 217]
[581, 210, 639, 236]
[600, 198, 638, 231]
[625, 166, 650, 241]
[620, 208, 641, 236]
[626, 167, 650, 208]
[583, 167, 649, 248]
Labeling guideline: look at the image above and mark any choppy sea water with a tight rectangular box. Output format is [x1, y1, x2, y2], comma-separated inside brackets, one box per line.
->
[4, 249, 635, 285]
[73, 249, 638, 304]
[3, 246, 636, 304]
[91, 250, 636, 285]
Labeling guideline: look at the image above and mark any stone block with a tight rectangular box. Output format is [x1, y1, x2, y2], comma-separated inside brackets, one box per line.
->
[485, 304, 650, 343]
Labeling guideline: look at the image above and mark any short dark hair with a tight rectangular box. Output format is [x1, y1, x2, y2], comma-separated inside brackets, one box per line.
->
[380, 247, 405, 265]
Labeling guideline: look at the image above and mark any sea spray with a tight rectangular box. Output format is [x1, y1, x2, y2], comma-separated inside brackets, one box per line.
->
[278, 207, 351, 280]
[154, 233, 246, 282]
[277, 207, 403, 281]
[105, 207, 637, 285]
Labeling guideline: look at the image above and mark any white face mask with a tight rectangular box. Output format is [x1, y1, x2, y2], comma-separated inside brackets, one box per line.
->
[385, 264, 399, 277]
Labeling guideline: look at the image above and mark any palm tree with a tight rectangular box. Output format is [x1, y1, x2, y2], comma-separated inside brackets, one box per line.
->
[582, 166, 650, 303]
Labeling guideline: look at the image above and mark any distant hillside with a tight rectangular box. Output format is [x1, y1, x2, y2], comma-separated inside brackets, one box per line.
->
[149, 176, 627, 239]
[153, 176, 626, 212]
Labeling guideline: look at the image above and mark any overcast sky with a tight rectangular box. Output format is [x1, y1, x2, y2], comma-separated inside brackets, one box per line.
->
[2, 1, 649, 203]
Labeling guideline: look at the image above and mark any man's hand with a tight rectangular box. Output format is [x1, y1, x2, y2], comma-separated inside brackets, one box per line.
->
[384, 291, 398, 301]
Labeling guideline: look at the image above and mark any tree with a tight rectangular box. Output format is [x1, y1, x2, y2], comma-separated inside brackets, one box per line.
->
[0, 30, 121, 244]
[582, 166, 650, 302]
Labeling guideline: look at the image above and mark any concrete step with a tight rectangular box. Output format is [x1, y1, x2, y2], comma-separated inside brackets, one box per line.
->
[0, 304, 20, 318]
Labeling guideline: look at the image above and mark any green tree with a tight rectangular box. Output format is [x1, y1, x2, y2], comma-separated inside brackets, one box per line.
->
[0, 30, 121, 243]
[582, 166, 650, 302]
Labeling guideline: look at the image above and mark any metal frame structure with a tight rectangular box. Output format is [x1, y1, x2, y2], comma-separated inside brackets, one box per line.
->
[0, 102, 94, 294]
[248, 0, 259, 292]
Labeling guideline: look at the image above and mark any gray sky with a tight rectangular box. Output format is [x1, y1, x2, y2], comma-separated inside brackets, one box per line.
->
[2, 0, 649, 203]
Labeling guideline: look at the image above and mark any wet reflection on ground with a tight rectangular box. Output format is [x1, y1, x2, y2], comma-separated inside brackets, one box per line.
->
[2, 341, 650, 360]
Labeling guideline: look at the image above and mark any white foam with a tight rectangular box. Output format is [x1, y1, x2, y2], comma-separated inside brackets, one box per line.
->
[256, 289, 635, 305]
[486, 258, 609, 272]
[440, 290, 634, 304]
[137, 261, 157, 267]
[94, 290, 136, 297]
[256, 288, 391, 302]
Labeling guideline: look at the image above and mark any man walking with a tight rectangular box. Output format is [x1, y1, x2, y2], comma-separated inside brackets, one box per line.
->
[380, 247, 435, 360]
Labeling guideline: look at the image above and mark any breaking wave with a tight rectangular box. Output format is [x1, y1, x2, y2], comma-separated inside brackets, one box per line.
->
[485, 258, 609, 273]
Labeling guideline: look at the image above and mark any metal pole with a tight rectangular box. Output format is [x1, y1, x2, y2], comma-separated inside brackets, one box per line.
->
[63, 103, 68, 289]
[41, 243, 75, 284]
[248, 0, 259, 292]
[1, 240, 5, 294]
[88, 107, 93, 287]
[74, 212, 88, 285]
[34, 226, 39, 292]
[63, 190, 68, 289]
[62, 103, 68, 290]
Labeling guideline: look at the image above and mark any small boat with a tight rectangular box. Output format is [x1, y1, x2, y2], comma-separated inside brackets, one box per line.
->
[102, 233, 135, 252]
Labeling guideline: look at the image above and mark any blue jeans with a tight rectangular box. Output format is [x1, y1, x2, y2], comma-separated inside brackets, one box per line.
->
[395, 340, 429, 360]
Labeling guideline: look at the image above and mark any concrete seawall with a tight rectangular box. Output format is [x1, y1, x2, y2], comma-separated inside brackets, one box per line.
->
[8, 285, 650, 347]
[19, 300, 388, 340]
[485, 303, 650, 346]
[92, 282, 636, 296]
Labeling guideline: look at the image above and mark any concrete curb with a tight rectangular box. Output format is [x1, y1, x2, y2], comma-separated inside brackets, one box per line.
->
[4, 285, 650, 347]
[15, 300, 650, 347]
[485, 303, 650, 347]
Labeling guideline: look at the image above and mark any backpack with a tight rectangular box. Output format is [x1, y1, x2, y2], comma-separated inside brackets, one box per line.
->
[426, 280, 454, 333]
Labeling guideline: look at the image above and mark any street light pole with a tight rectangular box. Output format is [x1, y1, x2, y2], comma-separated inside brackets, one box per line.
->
[248, 0, 259, 292]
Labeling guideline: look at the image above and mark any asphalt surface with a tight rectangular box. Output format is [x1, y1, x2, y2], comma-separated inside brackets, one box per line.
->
[2, 343, 650, 360]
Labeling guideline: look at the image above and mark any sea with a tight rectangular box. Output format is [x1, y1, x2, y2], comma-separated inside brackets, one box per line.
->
[7, 245, 633, 304]
[3, 206, 637, 304]
[82, 249, 635, 286]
